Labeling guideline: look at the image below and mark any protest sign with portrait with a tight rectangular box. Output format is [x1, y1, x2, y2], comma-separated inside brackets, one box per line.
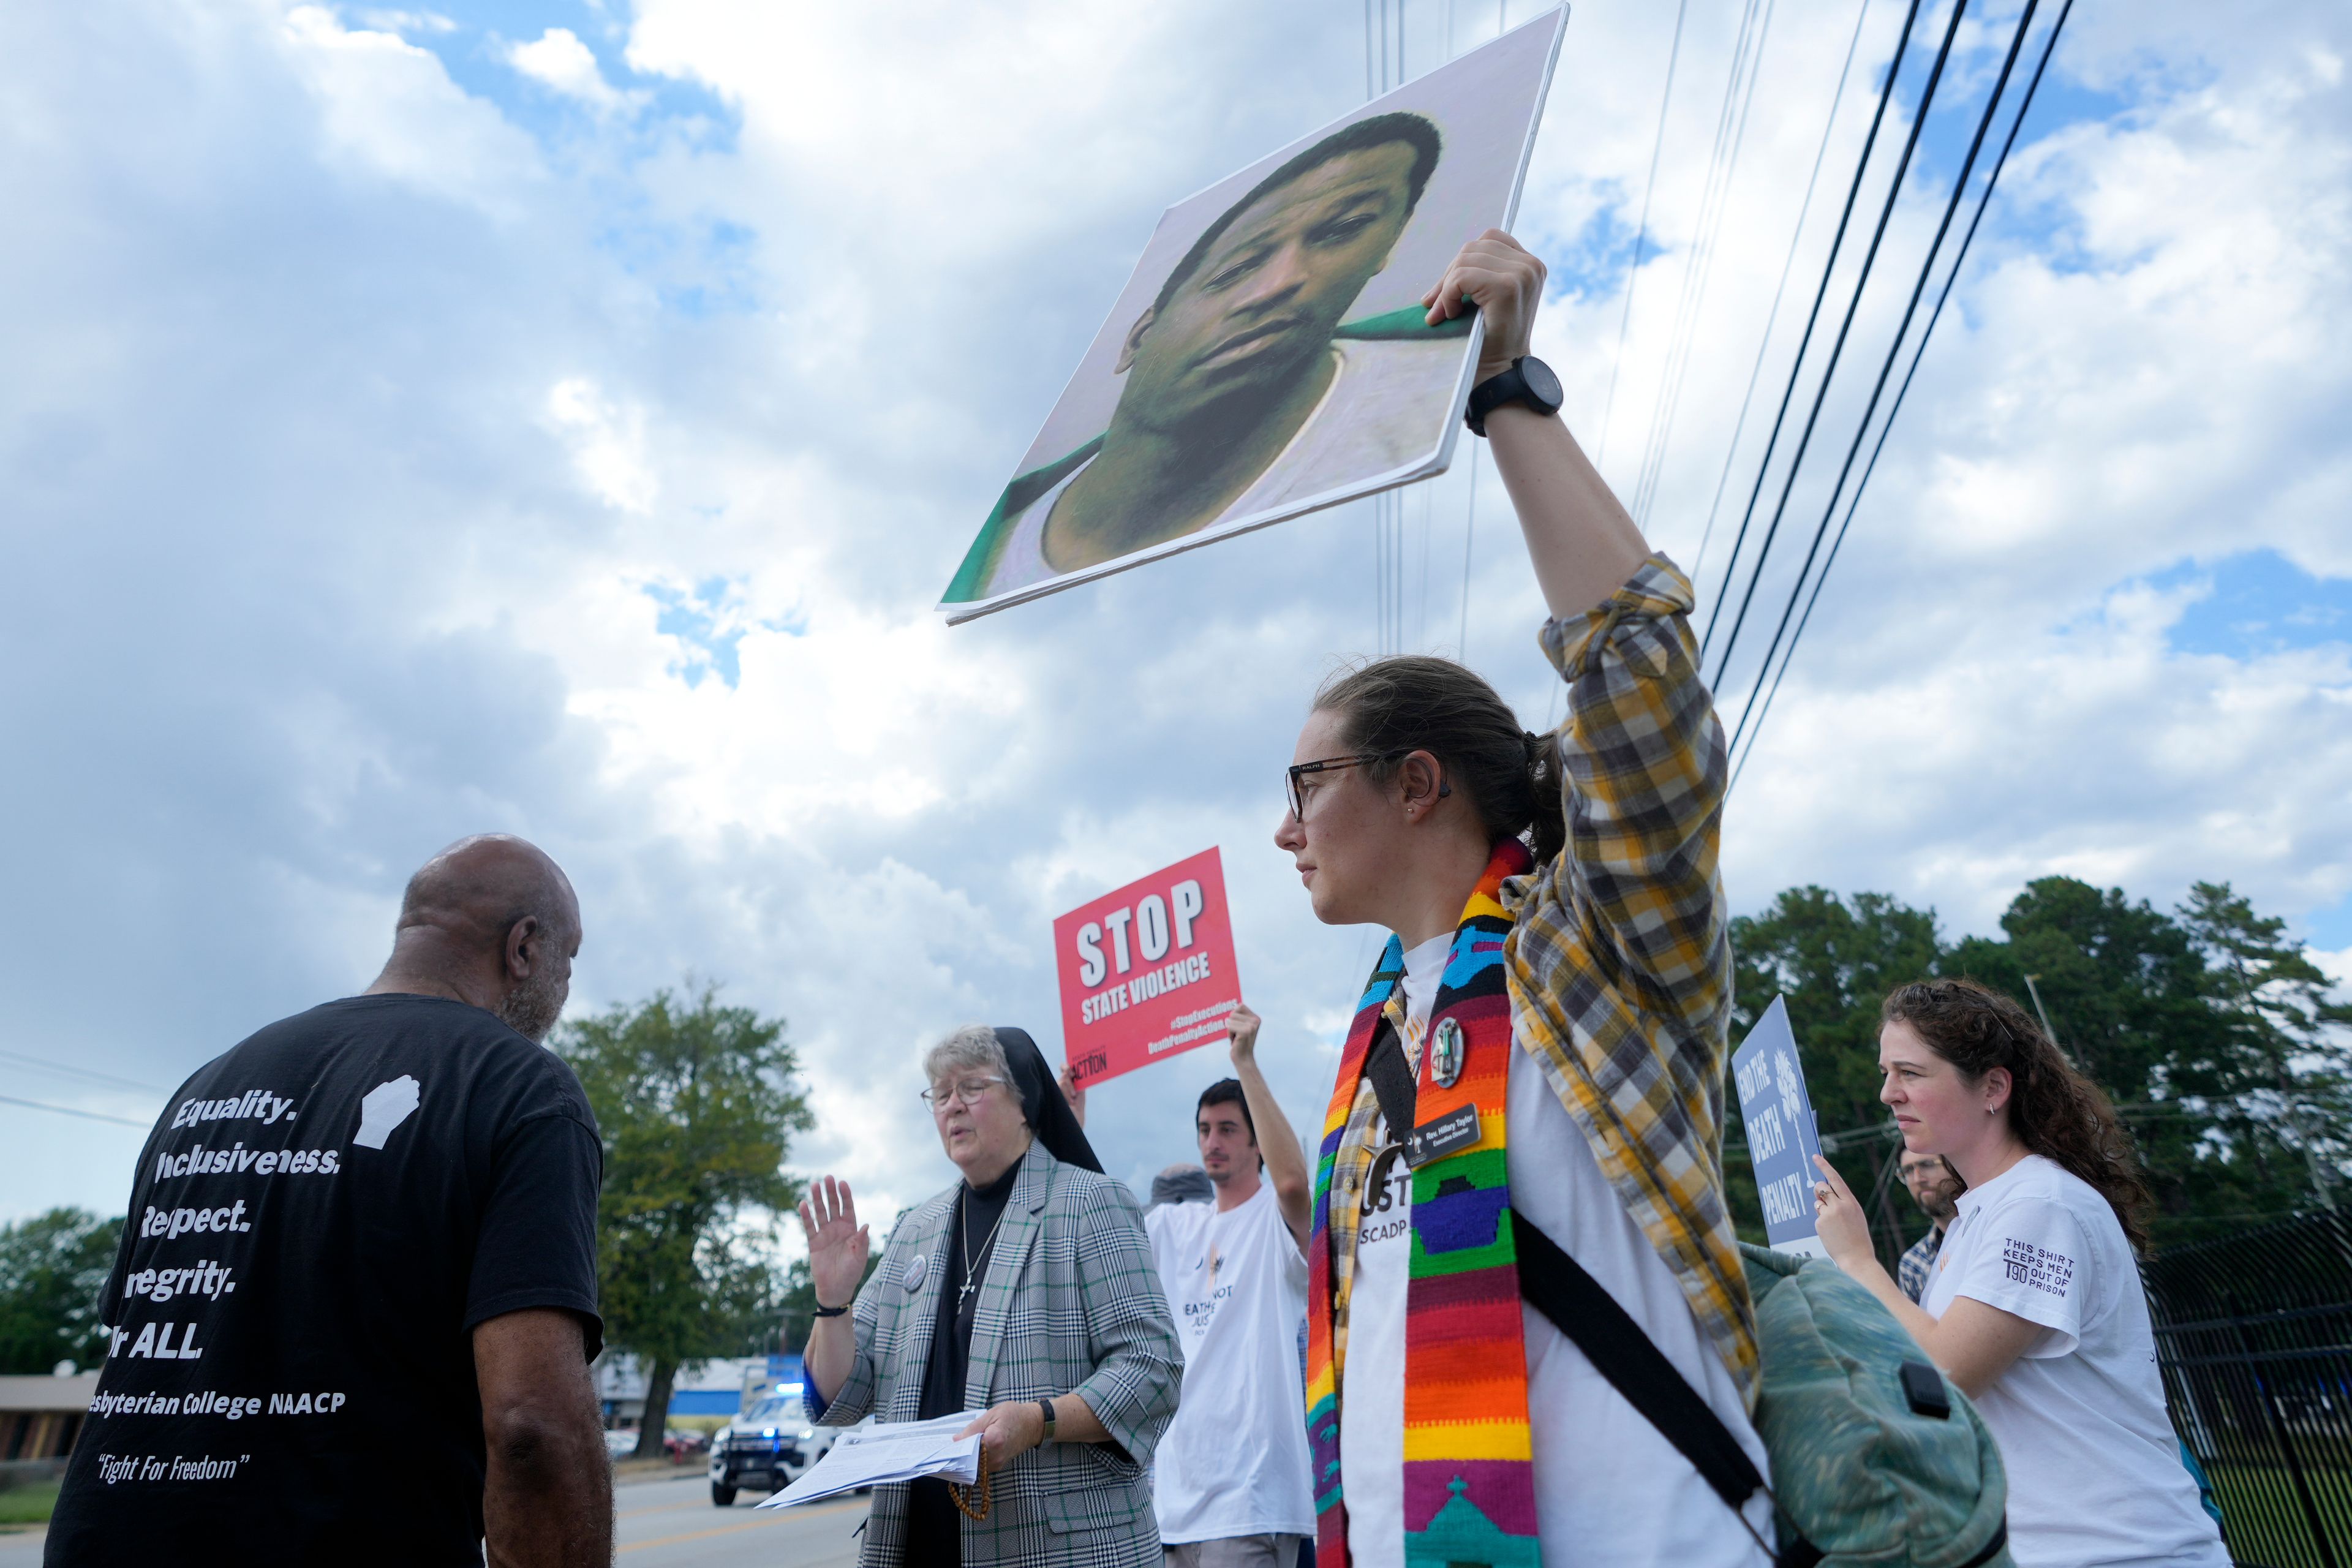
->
[940, 8, 1567, 622]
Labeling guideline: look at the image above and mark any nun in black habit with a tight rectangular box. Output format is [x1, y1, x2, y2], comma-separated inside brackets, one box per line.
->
[795, 1025, 1181, 1568]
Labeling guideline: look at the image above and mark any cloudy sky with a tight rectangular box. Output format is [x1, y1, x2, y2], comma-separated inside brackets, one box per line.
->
[4, 0, 2347, 1243]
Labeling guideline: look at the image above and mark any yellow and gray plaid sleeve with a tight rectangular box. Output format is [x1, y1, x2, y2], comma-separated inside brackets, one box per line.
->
[1505, 552, 1758, 1404]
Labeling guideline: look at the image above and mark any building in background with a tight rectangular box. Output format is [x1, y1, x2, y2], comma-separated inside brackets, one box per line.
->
[1, 1369, 99, 1471]
[592, 1353, 803, 1428]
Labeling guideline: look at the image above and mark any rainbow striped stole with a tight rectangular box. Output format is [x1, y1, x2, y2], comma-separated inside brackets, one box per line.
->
[1306, 839, 1540, 1567]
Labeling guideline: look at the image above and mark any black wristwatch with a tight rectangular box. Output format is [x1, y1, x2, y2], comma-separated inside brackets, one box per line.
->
[1036, 1399, 1058, 1443]
[1465, 355, 1563, 437]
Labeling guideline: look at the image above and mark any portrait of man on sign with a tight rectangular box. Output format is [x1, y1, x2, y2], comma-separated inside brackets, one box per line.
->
[940, 10, 1564, 620]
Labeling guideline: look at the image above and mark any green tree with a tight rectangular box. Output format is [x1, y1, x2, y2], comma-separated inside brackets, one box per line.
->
[1725, 875, 2351, 1255]
[0, 1208, 123, 1374]
[775, 1251, 883, 1358]
[2177, 881, 2352, 1215]
[559, 984, 813, 1457]
[1727, 888, 1945, 1267]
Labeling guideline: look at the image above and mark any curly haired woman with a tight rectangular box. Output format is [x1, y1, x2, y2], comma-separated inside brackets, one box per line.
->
[1812, 978, 2228, 1568]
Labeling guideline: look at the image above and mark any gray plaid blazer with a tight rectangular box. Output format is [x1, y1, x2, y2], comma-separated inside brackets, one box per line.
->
[808, 1140, 1181, 1567]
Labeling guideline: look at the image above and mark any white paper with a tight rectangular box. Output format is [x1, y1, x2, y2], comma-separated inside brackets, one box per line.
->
[754, 1411, 987, 1510]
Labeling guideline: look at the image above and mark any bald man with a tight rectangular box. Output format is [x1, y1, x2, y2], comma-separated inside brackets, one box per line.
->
[48, 835, 611, 1568]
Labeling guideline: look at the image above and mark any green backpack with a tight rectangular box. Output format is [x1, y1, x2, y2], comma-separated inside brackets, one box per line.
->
[1510, 1217, 2011, 1567]
[1742, 1243, 2013, 1567]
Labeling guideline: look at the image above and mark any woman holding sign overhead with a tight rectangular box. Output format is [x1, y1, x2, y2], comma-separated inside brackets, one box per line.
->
[798, 1025, 1180, 1567]
[1811, 980, 2227, 1568]
[1276, 231, 1772, 1568]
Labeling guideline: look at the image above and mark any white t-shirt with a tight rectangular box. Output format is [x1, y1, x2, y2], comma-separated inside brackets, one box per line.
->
[1921, 1154, 2226, 1568]
[1146, 1181, 1316, 1544]
[1338, 934, 1774, 1568]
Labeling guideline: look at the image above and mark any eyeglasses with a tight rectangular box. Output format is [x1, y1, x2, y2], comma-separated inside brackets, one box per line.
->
[1285, 750, 1406, 821]
[921, 1075, 1007, 1110]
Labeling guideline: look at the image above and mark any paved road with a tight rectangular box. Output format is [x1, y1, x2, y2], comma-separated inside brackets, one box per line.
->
[0, 1472, 870, 1567]
[617, 1471, 868, 1565]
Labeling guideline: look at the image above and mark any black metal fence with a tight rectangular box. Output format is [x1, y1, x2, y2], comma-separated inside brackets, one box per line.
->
[2147, 1210, 2352, 1568]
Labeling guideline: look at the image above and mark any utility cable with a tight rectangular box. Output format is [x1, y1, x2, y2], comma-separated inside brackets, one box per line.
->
[1595, 0, 1692, 467]
[0, 1093, 155, 1129]
[1460, 448, 1479, 657]
[1705, 0, 1967, 688]
[1728, 0, 2076, 790]
[1724, 0, 2042, 763]
[0, 1047, 170, 1094]
[1691, 0, 1874, 586]
[1700, 0, 1923, 660]
[1629, 0, 1776, 529]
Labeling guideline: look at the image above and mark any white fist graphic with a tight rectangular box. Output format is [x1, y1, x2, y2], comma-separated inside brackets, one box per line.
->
[355, 1076, 422, 1150]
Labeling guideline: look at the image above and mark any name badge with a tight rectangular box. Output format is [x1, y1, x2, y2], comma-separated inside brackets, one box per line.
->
[1406, 1103, 1481, 1168]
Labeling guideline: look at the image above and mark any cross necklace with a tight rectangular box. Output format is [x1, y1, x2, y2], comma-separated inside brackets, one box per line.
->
[957, 1189, 1012, 1313]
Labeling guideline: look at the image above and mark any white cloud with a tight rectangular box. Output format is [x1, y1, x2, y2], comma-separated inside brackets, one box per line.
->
[3, 0, 2348, 1228]
[507, 27, 644, 117]
[545, 376, 657, 513]
[279, 6, 540, 214]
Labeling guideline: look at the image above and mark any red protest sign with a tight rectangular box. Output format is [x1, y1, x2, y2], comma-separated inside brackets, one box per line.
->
[1054, 847, 1242, 1089]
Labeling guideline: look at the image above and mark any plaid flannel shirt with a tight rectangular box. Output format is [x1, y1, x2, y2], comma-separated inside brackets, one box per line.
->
[1324, 552, 1758, 1407]
[1898, 1224, 1947, 1303]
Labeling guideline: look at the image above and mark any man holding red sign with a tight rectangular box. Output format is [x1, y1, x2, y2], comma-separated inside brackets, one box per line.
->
[1065, 1003, 1315, 1568]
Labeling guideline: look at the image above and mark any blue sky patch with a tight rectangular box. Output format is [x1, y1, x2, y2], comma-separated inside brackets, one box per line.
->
[2305, 887, 2352, 953]
[2150, 549, 2352, 661]
[647, 576, 747, 689]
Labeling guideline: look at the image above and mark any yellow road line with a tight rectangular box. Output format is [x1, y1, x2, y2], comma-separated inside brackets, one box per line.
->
[618, 1498, 862, 1555]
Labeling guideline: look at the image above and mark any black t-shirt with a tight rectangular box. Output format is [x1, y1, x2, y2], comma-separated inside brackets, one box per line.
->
[45, 994, 603, 1567]
[903, 1163, 1019, 1566]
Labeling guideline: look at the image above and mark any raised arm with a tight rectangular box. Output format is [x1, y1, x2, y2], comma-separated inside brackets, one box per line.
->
[1813, 1156, 2046, 1397]
[1430, 232, 1732, 1038]
[1424, 230, 1649, 619]
[797, 1175, 875, 1420]
[1227, 1004, 1311, 1247]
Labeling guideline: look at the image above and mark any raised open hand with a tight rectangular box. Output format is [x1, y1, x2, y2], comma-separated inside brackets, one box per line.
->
[797, 1175, 870, 1311]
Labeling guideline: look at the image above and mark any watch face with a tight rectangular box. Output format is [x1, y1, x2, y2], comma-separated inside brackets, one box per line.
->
[1520, 356, 1563, 411]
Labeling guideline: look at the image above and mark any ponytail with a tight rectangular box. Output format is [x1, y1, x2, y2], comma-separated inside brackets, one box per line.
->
[1314, 656, 1567, 865]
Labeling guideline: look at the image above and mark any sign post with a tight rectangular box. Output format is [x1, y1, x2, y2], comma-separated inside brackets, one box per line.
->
[1730, 995, 1830, 1260]
[1053, 847, 1243, 1090]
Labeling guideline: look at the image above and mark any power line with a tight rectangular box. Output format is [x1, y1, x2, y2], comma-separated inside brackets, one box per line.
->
[1724, 0, 2045, 763]
[1728, 0, 2076, 788]
[1595, 0, 1692, 467]
[0, 1093, 155, 1129]
[1700, 0, 1924, 660]
[1460, 447, 1479, 656]
[0, 1047, 171, 1095]
[1706, 0, 1968, 688]
[1690, 0, 1873, 587]
[1628, 0, 1777, 529]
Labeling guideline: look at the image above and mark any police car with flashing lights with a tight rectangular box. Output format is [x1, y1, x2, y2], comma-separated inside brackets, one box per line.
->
[709, 1392, 843, 1506]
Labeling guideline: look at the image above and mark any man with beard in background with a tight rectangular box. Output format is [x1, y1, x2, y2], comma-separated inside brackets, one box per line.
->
[1896, 1151, 1963, 1303]
[946, 111, 1468, 604]
[47, 834, 610, 1568]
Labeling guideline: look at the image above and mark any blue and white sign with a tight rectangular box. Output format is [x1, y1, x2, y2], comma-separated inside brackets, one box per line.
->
[1732, 995, 1828, 1259]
